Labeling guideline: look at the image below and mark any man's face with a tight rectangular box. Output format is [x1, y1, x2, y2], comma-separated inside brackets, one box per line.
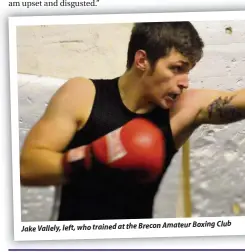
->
[138, 48, 192, 109]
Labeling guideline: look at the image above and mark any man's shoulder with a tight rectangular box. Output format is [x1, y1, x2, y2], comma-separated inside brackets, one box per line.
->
[61, 76, 94, 91]
[62, 76, 118, 90]
[56, 77, 95, 100]
[49, 77, 96, 111]
[55, 76, 119, 104]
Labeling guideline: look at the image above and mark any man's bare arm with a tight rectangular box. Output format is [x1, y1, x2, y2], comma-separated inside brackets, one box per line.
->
[193, 89, 245, 125]
[20, 77, 95, 186]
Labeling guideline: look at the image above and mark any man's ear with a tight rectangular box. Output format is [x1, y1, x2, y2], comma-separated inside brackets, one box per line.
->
[134, 50, 149, 71]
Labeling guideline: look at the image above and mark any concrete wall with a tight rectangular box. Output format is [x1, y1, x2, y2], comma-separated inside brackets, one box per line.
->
[17, 21, 245, 221]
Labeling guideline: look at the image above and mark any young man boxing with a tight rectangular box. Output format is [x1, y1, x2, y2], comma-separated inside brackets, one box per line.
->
[20, 22, 245, 220]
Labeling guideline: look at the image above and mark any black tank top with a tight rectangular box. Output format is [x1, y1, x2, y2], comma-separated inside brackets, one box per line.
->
[57, 77, 177, 221]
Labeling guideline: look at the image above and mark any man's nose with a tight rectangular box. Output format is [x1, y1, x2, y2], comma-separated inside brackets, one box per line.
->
[178, 74, 189, 89]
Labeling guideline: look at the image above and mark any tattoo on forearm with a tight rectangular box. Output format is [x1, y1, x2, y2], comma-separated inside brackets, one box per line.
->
[207, 96, 243, 122]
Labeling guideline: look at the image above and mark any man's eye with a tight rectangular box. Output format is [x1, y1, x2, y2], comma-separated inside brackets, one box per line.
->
[170, 66, 182, 73]
[170, 65, 190, 74]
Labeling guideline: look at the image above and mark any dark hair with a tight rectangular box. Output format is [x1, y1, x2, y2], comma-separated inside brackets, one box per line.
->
[126, 22, 204, 70]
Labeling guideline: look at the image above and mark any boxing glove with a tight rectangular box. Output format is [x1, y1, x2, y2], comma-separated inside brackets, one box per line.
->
[63, 118, 166, 183]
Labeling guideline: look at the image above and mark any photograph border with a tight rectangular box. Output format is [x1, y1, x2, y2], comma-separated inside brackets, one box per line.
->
[9, 10, 245, 241]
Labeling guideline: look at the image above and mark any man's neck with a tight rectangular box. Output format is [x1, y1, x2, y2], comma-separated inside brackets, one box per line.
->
[118, 70, 156, 114]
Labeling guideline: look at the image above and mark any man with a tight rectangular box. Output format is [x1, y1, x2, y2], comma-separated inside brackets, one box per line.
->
[20, 22, 245, 221]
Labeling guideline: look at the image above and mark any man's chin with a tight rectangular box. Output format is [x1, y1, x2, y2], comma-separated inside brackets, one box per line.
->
[159, 98, 174, 109]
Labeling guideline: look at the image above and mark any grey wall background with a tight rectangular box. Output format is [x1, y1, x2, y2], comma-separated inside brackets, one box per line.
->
[17, 21, 245, 222]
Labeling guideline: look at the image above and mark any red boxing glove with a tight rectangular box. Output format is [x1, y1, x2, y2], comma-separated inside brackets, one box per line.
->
[91, 118, 166, 182]
[63, 118, 166, 183]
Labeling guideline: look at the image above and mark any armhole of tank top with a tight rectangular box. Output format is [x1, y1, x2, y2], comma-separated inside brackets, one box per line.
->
[61, 79, 99, 153]
[76, 78, 99, 133]
[166, 109, 178, 153]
